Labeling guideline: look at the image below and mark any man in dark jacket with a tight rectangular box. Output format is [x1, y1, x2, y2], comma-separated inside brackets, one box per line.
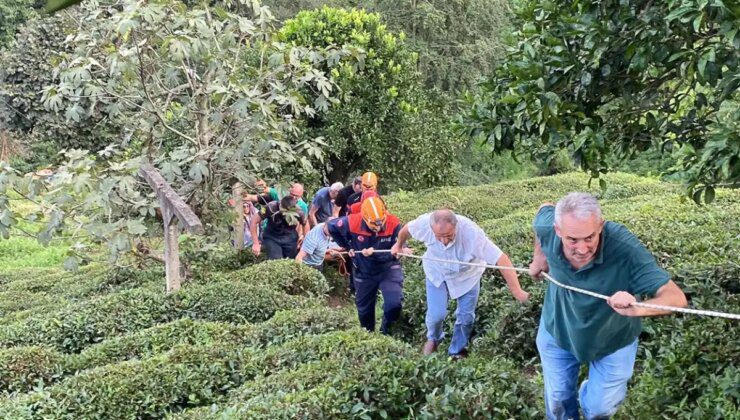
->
[326, 197, 405, 333]
[250, 196, 307, 259]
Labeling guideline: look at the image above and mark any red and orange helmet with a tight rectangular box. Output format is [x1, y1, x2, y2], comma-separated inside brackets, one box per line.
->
[361, 196, 387, 232]
[361, 171, 378, 191]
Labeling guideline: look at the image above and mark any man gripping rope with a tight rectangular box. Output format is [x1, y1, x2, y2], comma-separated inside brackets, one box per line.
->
[326, 197, 408, 333]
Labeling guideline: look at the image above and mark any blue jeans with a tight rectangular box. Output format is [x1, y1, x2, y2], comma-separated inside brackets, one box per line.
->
[536, 319, 638, 419]
[425, 279, 480, 355]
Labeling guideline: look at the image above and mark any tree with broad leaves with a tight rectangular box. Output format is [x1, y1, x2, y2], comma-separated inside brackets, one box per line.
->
[280, 6, 460, 190]
[461, 0, 739, 202]
[0, 0, 356, 268]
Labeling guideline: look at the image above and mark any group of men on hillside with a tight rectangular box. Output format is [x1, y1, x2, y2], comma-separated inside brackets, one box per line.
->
[234, 173, 688, 419]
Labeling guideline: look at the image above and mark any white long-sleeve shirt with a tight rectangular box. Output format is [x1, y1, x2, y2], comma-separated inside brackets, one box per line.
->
[407, 213, 503, 299]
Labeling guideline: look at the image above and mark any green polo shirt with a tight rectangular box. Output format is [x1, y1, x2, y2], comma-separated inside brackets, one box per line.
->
[534, 205, 670, 362]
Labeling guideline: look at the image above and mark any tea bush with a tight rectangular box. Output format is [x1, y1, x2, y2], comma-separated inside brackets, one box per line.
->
[0, 172, 737, 418]
[246, 305, 355, 348]
[621, 295, 740, 419]
[399, 261, 543, 363]
[0, 264, 159, 322]
[0, 286, 169, 353]
[384, 172, 678, 223]
[0, 280, 309, 353]
[0, 305, 358, 397]
[173, 330, 541, 419]
[0, 346, 66, 394]
[386, 173, 738, 417]
[67, 319, 252, 372]
[0, 345, 258, 419]
[227, 259, 331, 297]
[182, 243, 264, 282]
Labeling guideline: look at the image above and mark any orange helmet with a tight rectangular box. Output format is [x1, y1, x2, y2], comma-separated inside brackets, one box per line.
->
[360, 190, 378, 202]
[361, 196, 387, 232]
[361, 171, 378, 191]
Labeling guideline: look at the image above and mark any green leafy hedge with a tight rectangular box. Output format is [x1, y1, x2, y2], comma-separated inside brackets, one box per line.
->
[0, 346, 65, 394]
[622, 315, 740, 419]
[0, 303, 355, 396]
[67, 318, 252, 372]
[388, 173, 739, 416]
[0, 280, 309, 353]
[182, 243, 264, 282]
[0, 265, 107, 297]
[398, 260, 543, 363]
[173, 330, 541, 419]
[385, 172, 679, 223]
[0, 172, 737, 418]
[0, 265, 162, 322]
[1, 330, 416, 419]
[0, 344, 257, 419]
[228, 259, 331, 297]
[246, 305, 355, 348]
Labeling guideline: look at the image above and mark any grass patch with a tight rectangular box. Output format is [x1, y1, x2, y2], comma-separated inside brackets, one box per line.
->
[0, 237, 66, 270]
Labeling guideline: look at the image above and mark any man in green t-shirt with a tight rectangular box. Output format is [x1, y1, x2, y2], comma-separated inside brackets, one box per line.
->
[529, 192, 687, 419]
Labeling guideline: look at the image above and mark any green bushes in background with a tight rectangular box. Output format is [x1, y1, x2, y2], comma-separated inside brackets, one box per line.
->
[0, 173, 736, 418]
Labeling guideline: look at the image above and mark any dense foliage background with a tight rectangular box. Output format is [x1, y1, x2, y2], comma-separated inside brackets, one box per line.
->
[0, 0, 737, 417]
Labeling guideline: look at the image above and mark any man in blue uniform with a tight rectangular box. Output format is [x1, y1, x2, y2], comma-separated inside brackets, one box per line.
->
[326, 197, 406, 334]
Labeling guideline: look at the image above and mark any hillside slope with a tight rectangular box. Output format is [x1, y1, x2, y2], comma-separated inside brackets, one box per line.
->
[0, 173, 737, 418]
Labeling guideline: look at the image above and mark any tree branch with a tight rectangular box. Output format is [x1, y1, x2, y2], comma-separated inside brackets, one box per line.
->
[132, 31, 198, 145]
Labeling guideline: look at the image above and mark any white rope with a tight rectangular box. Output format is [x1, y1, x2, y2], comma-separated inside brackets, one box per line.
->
[340, 249, 740, 320]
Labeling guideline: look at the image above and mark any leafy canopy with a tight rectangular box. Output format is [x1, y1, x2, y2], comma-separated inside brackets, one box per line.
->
[281, 6, 460, 189]
[0, 0, 355, 266]
[462, 0, 739, 202]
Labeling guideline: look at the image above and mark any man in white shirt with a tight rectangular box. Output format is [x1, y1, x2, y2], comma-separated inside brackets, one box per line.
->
[391, 209, 529, 357]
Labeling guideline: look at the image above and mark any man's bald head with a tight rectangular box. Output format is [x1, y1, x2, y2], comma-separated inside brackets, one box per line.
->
[289, 183, 304, 198]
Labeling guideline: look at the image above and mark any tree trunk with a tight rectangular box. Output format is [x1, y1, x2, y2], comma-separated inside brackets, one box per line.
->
[232, 182, 245, 250]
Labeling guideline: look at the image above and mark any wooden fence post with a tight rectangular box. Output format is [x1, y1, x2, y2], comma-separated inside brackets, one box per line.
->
[139, 164, 204, 293]
[232, 182, 244, 251]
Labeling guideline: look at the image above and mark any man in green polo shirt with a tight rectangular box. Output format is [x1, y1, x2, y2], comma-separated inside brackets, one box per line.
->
[529, 192, 687, 419]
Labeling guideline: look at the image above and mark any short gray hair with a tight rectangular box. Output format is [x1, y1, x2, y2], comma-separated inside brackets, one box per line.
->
[555, 192, 603, 225]
[430, 209, 458, 227]
[329, 182, 343, 192]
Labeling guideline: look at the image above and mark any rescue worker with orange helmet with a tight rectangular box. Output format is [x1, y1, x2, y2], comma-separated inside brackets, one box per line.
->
[346, 171, 378, 211]
[325, 196, 405, 333]
[348, 190, 380, 215]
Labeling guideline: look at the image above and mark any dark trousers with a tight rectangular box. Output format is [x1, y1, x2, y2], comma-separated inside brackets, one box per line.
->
[348, 256, 355, 292]
[262, 231, 298, 260]
[354, 264, 404, 334]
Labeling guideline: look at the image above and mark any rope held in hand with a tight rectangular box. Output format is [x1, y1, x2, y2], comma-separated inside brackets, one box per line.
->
[338, 249, 740, 320]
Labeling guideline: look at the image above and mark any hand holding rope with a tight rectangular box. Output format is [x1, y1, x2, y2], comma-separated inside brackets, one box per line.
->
[335, 248, 740, 320]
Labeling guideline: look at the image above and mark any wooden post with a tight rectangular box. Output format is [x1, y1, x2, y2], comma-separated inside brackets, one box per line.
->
[139, 164, 204, 293]
[164, 219, 181, 293]
[233, 182, 244, 251]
